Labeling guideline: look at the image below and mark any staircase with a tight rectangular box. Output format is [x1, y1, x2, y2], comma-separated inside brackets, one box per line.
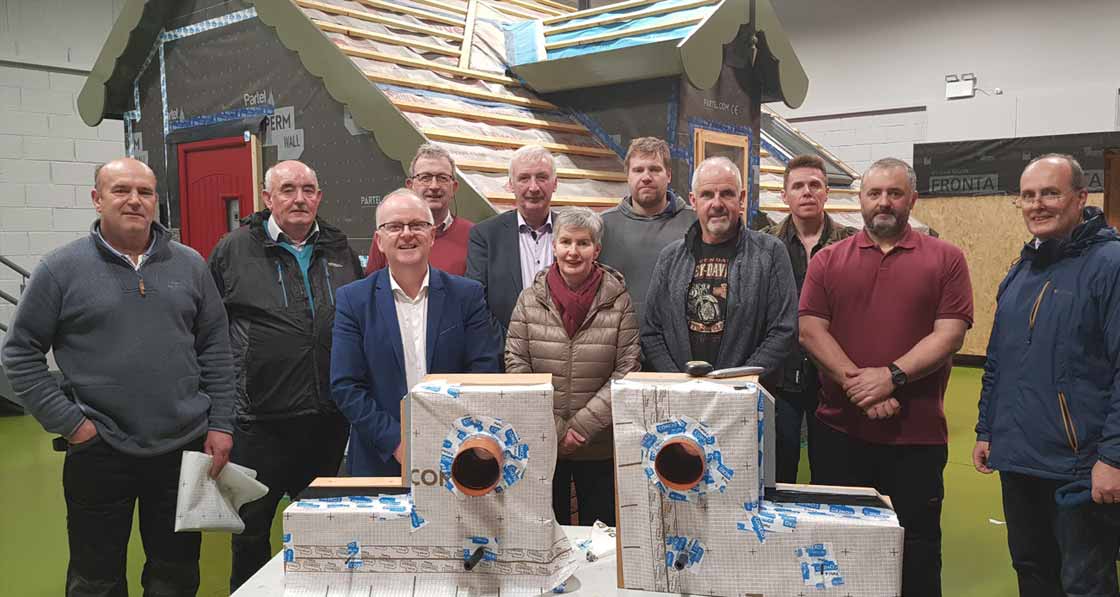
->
[0, 254, 28, 415]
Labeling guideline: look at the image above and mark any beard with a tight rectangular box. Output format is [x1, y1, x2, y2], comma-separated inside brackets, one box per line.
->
[865, 211, 906, 238]
[633, 188, 666, 210]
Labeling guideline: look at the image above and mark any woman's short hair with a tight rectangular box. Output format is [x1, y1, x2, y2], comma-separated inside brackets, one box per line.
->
[553, 206, 603, 245]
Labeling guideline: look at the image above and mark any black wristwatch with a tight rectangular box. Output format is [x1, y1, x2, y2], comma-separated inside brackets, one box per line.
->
[888, 363, 908, 387]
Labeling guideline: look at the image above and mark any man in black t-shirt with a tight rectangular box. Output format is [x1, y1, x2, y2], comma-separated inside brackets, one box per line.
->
[642, 157, 797, 375]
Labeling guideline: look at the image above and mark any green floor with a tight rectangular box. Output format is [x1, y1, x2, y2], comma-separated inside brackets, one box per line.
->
[1, 368, 1016, 596]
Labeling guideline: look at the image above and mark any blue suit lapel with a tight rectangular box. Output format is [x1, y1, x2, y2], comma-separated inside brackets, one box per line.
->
[426, 270, 446, 370]
[373, 271, 406, 374]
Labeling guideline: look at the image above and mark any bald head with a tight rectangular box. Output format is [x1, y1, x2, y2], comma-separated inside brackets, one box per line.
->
[95, 158, 155, 191]
[376, 188, 432, 225]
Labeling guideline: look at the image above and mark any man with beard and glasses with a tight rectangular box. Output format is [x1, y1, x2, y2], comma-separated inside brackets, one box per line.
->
[466, 144, 558, 333]
[798, 157, 974, 597]
[366, 144, 474, 276]
[599, 137, 696, 330]
[641, 156, 797, 377]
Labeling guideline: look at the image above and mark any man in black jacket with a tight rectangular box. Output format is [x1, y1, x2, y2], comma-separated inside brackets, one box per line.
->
[208, 160, 363, 591]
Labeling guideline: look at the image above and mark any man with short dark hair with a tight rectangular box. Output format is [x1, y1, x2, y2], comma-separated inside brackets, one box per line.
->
[600, 136, 696, 327]
[333, 189, 502, 476]
[765, 154, 854, 483]
[365, 144, 474, 275]
[208, 159, 363, 591]
[799, 157, 973, 597]
[1, 157, 236, 596]
[642, 157, 797, 376]
[974, 153, 1120, 597]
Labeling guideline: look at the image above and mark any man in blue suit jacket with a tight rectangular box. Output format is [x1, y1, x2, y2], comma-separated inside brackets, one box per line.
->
[331, 189, 502, 476]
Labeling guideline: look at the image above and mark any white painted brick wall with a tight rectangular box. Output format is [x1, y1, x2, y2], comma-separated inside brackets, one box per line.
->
[0, 63, 124, 333]
[789, 110, 929, 176]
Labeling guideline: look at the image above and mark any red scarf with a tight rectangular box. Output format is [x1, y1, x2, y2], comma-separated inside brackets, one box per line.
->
[547, 262, 604, 339]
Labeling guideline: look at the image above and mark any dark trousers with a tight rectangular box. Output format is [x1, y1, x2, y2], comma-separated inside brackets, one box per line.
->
[1001, 471, 1120, 597]
[229, 414, 349, 592]
[772, 387, 820, 483]
[553, 459, 616, 527]
[63, 435, 205, 597]
[812, 422, 947, 597]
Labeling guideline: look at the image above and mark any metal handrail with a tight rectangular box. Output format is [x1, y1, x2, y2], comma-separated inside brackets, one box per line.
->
[0, 288, 16, 306]
[0, 255, 29, 279]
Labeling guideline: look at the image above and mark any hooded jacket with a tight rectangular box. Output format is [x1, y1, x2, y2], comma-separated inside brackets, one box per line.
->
[599, 190, 696, 327]
[977, 206, 1120, 480]
[505, 263, 641, 461]
[208, 210, 363, 422]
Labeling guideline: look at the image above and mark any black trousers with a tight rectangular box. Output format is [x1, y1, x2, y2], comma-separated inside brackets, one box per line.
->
[229, 414, 349, 592]
[63, 435, 205, 597]
[553, 458, 616, 527]
[812, 422, 948, 597]
[772, 387, 820, 483]
[1001, 471, 1120, 597]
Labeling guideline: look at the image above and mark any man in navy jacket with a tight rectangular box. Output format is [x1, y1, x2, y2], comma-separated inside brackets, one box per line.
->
[974, 154, 1120, 597]
[331, 189, 502, 476]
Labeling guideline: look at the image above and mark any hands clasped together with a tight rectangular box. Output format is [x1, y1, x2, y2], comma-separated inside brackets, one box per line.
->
[843, 367, 900, 420]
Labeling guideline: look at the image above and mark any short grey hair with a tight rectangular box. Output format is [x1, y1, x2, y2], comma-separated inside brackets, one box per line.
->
[409, 143, 455, 175]
[863, 158, 917, 193]
[692, 156, 742, 194]
[375, 188, 433, 224]
[553, 206, 603, 245]
[264, 161, 318, 193]
[508, 145, 556, 182]
[1026, 153, 1086, 191]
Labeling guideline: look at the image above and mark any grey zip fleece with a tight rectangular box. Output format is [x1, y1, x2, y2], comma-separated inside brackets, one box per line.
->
[1, 221, 235, 456]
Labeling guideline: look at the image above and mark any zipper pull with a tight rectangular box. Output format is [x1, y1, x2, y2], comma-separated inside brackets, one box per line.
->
[138, 277, 146, 297]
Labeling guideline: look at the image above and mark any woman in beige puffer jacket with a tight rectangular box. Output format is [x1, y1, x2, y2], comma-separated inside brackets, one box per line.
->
[505, 207, 641, 527]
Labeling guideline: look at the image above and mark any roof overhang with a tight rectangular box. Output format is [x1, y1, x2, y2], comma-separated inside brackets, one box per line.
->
[510, 0, 807, 108]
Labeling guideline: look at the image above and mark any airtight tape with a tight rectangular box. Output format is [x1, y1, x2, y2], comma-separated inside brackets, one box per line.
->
[641, 415, 733, 502]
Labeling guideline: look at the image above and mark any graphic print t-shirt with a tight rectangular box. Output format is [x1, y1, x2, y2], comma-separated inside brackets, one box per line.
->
[687, 236, 736, 365]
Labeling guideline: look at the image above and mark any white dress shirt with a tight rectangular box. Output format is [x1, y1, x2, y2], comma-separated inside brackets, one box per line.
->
[516, 211, 554, 290]
[389, 268, 430, 391]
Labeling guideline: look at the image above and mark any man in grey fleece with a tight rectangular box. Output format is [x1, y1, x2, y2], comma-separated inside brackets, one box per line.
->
[642, 157, 797, 374]
[599, 136, 696, 328]
[0, 157, 235, 597]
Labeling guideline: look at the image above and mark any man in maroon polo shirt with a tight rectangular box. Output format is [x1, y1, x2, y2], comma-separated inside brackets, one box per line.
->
[799, 157, 973, 597]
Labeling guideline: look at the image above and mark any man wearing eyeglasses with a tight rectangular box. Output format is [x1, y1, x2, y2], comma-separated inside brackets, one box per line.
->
[207, 160, 363, 590]
[365, 144, 474, 276]
[974, 154, 1120, 596]
[331, 189, 502, 476]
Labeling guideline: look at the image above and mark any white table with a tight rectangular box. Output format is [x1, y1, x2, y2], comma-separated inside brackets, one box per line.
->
[232, 525, 674, 596]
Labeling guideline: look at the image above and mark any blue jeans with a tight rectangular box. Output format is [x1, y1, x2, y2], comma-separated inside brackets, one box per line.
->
[1001, 471, 1120, 597]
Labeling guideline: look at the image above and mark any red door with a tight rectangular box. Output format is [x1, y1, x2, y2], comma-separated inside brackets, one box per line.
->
[178, 136, 255, 259]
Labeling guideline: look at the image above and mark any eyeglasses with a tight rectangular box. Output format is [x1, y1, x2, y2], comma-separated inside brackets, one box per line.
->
[377, 220, 434, 235]
[411, 173, 454, 185]
[1014, 189, 1068, 208]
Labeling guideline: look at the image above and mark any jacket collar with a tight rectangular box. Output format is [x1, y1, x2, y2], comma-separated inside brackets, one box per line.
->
[246, 209, 348, 250]
[617, 189, 688, 220]
[1021, 206, 1119, 268]
[775, 213, 838, 245]
[530, 262, 627, 309]
[89, 219, 169, 264]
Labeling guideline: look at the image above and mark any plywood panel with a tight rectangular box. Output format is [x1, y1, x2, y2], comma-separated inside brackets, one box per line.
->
[913, 193, 1104, 358]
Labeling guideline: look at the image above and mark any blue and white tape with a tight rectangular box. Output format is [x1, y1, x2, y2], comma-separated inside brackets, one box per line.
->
[664, 535, 705, 573]
[462, 535, 499, 565]
[641, 415, 732, 501]
[796, 543, 845, 589]
[440, 415, 528, 497]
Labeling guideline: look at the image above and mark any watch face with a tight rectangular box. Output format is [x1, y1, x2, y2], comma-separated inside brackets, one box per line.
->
[892, 369, 906, 385]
